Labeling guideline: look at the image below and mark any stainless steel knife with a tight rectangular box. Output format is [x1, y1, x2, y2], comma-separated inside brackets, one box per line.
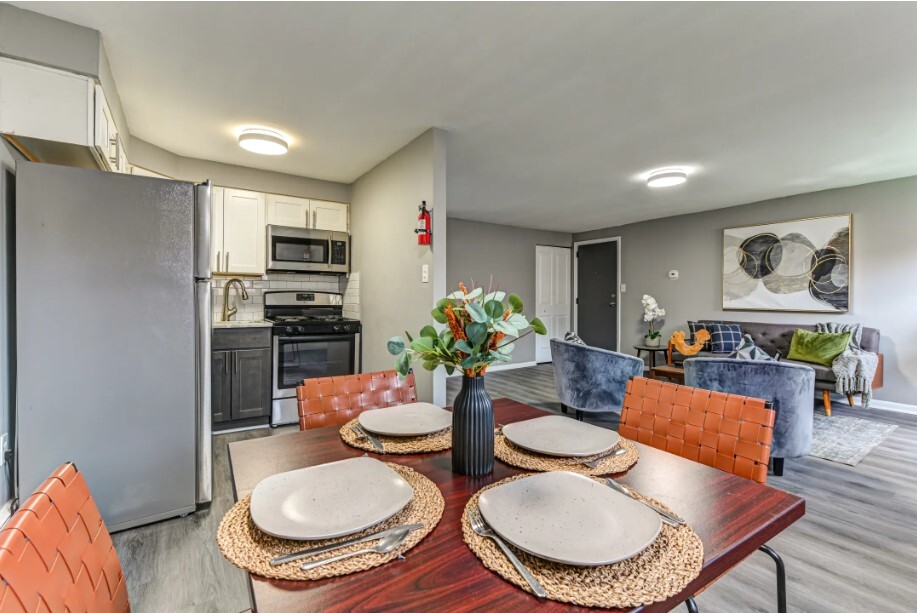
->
[353, 424, 385, 453]
[604, 479, 685, 525]
[270, 523, 424, 566]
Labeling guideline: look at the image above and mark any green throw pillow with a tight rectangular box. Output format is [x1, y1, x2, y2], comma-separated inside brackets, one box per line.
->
[787, 329, 850, 367]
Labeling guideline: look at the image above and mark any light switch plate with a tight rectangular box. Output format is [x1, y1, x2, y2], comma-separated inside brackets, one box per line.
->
[422, 264, 429, 283]
[620, 283, 627, 293]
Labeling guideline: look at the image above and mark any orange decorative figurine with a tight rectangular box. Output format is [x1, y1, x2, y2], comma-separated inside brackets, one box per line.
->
[667, 329, 711, 364]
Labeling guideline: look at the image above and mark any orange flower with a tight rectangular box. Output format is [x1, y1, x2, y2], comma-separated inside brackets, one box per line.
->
[459, 282, 468, 295]
[503, 308, 511, 321]
[445, 305, 466, 341]
[488, 332, 505, 350]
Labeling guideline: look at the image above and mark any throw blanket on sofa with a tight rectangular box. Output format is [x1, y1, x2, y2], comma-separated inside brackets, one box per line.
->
[816, 322, 879, 408]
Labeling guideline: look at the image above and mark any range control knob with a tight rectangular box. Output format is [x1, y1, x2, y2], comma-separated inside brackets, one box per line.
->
[332, 324, 343, 333]
[284, 326, 295, 335]
[296, 326, 305, 334]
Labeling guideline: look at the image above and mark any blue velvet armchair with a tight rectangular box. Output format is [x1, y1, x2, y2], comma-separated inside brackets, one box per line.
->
[683, 357, 815, 476]
[550, 339, 644, 418]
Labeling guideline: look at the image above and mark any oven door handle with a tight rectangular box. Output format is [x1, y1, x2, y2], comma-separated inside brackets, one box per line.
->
[277, 334, 359, 342]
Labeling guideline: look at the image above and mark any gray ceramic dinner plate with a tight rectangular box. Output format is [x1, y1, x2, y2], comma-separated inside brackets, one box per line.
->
[478, 471, 662, 566]
[250, 457, 414, 540]
[358, 402, 452, 437]
[501, 415, 620, 457]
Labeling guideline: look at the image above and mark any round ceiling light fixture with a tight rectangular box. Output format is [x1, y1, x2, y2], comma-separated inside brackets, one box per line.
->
[646, 167, 688, 188]
[238, 128, 289, 155]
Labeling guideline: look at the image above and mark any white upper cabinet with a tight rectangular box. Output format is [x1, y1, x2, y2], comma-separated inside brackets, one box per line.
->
[0, 58, 131, 173]
[310, 200, 349, 232]
[221, 188, 265, 275]
[266, 194, 310, 228]
[0, 57, 93, 146]
[211, 186, 225, 274]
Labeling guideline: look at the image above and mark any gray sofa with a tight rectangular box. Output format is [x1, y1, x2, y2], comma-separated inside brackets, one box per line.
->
[671, 320, 883, 415]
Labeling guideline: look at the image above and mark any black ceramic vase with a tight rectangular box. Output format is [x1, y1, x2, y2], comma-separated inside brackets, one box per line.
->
[452, 375, 494, 476]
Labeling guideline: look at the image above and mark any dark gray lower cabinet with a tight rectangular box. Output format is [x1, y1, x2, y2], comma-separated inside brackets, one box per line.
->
[212, 328, 272, 431]
[232, 349, 271, 420]
[211, 350, 232, 424]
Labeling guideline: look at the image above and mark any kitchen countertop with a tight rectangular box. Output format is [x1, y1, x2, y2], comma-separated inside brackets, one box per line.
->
[212, 320, 273, 329]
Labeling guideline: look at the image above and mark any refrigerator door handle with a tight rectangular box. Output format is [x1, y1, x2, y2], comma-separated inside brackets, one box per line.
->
[195, 280, 213, 505]
[194, 181, 212, 278]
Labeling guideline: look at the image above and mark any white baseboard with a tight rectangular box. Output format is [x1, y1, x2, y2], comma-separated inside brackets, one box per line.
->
[446, 361, 538, 378]
[854, 397, 917, 416]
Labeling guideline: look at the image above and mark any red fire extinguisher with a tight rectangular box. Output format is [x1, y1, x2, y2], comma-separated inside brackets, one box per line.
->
[416, 201, 432, 246]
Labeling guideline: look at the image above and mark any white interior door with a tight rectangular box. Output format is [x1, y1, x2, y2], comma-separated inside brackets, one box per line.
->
[535, 245, 572, 362]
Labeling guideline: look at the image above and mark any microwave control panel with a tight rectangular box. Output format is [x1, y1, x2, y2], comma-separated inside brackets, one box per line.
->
[331, 241, 347, 265]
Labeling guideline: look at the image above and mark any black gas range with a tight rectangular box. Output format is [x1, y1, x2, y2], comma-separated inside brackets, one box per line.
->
[263, 291, 362, 426]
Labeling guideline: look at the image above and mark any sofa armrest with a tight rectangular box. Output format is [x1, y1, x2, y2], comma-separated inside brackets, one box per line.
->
[873, 353, 884, 390]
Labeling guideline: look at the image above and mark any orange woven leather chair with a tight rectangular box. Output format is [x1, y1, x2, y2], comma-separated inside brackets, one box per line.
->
[620, 377, 786, 613]
[620, 376, 775, 483]
[296, 370, 417, 431]
[0, 463, 129, 613]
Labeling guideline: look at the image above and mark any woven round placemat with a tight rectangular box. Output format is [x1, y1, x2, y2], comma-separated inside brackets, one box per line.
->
[217, 463, 444, 581]
[339, 418, 452, 454]
[462, 474, 704, 609]
[494, 434, 639, 476]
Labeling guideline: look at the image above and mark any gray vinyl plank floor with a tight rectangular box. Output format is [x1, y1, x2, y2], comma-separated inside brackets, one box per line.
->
[114, 364, 917, 612]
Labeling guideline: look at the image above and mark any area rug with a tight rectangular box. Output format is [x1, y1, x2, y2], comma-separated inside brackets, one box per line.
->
[809, 414, 897, 466]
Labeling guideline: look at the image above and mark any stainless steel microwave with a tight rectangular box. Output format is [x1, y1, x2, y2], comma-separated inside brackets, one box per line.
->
[266, 225, 350, 274]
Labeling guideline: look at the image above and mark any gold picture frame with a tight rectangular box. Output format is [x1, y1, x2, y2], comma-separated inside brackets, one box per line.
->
[722, 214, 852, 313]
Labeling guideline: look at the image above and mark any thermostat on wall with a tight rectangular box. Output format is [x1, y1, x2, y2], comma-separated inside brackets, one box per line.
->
[668, 270, 679, 280]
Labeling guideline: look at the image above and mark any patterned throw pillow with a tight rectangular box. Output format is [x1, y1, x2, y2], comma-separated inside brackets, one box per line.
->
[687, 321, 716, 351]
[728, 334, 776, 361]
[564, 331, 586, 345]
[708, 323, 743, 354]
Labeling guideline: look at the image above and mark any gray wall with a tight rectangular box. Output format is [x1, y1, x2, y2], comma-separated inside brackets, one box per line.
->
[446, 219, 572, 363]
[0, 140, 20, 506]
[129, 138, 350, 203]
[574, 175, 917, 405]
[350, 129, 446, 403]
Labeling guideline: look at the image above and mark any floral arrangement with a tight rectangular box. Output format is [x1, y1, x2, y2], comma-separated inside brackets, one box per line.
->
[387, 281, 546, 378]
[642, 294, 666, 340]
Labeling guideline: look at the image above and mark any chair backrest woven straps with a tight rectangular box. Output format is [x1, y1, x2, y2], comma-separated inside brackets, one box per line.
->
[0, 462, 129, 612]
[296, 370, 417, 431]
[619, 376, 775, 483]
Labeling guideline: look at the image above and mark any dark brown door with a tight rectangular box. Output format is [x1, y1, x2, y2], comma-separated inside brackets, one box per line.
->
[232, 349, 271, 420]
[576, 241, 619, 350]
[211, 351, 232, 423]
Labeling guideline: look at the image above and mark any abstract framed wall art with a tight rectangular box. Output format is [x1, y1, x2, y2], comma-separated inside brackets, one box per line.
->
[722, 214, 851, 312]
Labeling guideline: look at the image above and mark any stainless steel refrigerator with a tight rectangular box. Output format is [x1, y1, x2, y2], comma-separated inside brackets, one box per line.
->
[14, 161, 212, 532]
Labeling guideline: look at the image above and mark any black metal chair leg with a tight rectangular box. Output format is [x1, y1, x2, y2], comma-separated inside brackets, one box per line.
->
[758, 545, 787, 613]
[561, 403, 568, 414]
[772, 457, 784, 476]
[684, 595, 699, 612]
[575, 410, 583, 421]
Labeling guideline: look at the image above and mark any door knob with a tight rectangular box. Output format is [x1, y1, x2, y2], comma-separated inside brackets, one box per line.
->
[609, 302, 616, 307]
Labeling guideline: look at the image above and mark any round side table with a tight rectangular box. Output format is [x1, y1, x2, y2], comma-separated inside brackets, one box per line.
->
[633, 344, 668, 369]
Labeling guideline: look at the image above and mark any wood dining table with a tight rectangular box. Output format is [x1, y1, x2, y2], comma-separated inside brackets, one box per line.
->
[227, 398, 805, 612]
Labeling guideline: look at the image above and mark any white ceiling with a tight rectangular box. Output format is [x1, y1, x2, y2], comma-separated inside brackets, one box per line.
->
[15, 2, 917, 232]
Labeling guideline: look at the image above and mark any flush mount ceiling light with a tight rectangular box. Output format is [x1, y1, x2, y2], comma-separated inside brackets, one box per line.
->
[646, 167, 688, 188]
[238, 128, 289, 155]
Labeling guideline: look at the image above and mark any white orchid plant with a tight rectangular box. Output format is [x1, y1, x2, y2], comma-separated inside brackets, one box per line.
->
[641, 294, 666, 340]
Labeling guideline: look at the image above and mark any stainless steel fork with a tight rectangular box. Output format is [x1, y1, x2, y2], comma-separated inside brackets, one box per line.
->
[468, 509, 547, 599]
